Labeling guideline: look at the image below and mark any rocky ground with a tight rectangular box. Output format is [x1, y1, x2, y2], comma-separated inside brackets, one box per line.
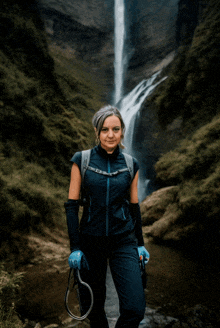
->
[15, 228, 220, 328]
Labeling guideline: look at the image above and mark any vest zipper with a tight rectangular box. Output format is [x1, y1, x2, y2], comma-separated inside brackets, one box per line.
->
[106, 159, 110, 236]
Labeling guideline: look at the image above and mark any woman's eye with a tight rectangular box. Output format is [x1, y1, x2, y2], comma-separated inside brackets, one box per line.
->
[102, 128, 108, 132]
[113, 127, 120, 132]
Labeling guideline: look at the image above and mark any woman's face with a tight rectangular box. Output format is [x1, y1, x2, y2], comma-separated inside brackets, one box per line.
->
[98, 115, 123, 153]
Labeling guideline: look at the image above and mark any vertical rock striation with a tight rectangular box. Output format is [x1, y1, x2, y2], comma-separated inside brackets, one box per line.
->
[38, 0, 180, 96]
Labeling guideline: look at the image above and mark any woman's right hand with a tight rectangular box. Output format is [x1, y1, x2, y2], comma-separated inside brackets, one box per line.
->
[68, 250, 89, 270]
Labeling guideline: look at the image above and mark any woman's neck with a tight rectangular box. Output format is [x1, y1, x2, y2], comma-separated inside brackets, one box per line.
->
[100, 144, 118, 154]
[98, 143, 119, 156]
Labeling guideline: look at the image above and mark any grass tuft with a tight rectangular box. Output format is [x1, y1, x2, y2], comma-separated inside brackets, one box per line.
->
[0, 264, 24, 328]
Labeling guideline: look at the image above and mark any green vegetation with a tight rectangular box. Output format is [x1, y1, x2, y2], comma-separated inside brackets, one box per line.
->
[0, 0, 220, 323]
[154, 0, 220, 192]
[154, 0, 220, 129]
[149, 0, 220, 257]
[156, 115, 220, 218]
[0, 265, 23, 328]
[0, 0, 104, 267]
[153, 115, 220, 258]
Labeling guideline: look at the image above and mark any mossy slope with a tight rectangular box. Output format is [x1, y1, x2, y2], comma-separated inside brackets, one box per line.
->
[148, 0, 220, 259]
[0, 0, 104, 266]
[154, 0, 220, 128]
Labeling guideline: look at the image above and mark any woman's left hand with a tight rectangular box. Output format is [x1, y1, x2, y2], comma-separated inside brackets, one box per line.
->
[137, 246, 150, 264]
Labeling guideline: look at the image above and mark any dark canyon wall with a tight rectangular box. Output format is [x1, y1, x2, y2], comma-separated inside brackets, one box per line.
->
[37, 0, 206, 184]
[37, 0, 208, 182]
[38, 0, 179, 98]
[132, 0, 209, 183]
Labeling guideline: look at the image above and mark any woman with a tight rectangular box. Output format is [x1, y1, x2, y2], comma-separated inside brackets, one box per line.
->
[65, 105, 149, 328]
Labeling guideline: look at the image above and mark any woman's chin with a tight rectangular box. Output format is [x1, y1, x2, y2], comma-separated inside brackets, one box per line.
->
[101, 143, 118, 153]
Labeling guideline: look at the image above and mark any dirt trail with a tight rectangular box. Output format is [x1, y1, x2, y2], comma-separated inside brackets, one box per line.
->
[16, 228, 174, 327]
[16, 228, 220, 327]
[17, 229, 71, 326]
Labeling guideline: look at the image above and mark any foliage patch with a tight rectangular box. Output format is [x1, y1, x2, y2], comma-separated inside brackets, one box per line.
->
[0, 0, 104, 268]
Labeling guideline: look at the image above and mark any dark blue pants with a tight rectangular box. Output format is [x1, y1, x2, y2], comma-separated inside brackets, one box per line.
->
[79, 232, 146, 328]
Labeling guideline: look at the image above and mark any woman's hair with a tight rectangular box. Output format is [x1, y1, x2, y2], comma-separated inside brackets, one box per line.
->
[92, 105, 125, 147]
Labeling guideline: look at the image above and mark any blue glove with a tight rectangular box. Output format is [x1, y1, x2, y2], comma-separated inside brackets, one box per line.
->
[68, 250, 89, 270]
[138, 246, 150, 265]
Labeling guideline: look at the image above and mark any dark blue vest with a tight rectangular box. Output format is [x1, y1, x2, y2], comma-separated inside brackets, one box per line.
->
[71, 145, 139, 237]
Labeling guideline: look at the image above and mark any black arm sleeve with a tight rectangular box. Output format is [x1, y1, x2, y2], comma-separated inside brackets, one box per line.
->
[129, 203, 144, 246]
[64, 199, 80, 252]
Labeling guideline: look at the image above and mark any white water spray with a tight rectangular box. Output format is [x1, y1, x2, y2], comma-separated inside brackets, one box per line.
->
[114, 0, 126, 104]
[120, 72, 167, 155]
[113, 0, 168, 200]
[119, 72, 167, 201]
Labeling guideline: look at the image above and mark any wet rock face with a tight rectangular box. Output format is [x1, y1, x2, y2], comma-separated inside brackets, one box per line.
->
[38, 0, 115, 96]
[38, 0, 179, 94]
[126, 0, 179, 89]
[39, 0, 114, 31]
[176, 0, 208, 46]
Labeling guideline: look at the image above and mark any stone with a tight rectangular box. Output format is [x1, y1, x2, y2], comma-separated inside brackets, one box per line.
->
[34, 324, 42, 328]
[38, 0, 180, 95]
[140, 186, 179, 226]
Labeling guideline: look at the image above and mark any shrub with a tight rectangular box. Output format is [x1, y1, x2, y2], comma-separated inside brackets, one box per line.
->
[0, 264, 23, 328]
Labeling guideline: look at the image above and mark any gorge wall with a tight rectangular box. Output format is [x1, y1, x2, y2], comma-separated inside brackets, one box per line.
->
[38, 0, 179, 100]
[37, 0, 208, 194]
[1, 0, 219, 280]
[1, 0, 219, 269]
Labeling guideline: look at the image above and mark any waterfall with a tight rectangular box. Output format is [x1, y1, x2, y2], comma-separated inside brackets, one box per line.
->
[120, 72, 167, 155]
[114, 0, 126, 104]
[113, 0, 167, 201]
[119, 72, 167, 201]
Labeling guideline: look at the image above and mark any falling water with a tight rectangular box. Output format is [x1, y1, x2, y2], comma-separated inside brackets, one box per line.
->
[114, 0, 126, 104]
[113, 0, 167, 200]
[119, 72, 167, 201]
[120, 71, 167, 155]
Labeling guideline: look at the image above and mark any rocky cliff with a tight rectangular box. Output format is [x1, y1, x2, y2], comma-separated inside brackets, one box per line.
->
[0, 0, 103, 269]
[38, 0, 179, 98]
[37, 0, 207, 172]
[1, 1, 220, 326]
[131, 0, 211, 187]
[139, 0, 220, 262]
[1, 0, 218, 264]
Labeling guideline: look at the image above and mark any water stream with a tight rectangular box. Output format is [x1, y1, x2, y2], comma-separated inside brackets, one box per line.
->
[111, 1, 220, 323]
[104, 241, 220, 326]
[114, 1, 168, 201]
[120, 72, 167, 154]
[114, 0, 126, 104]
[119, 72, 167, 201]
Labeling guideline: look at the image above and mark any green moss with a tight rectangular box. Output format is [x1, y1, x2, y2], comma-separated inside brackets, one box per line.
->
[154, 0, 220, 129]
[156, 115, 220, 183]
[155, 115, 220, 231]
[51, 46, 104, 118]
[0, 156, 68, 228]
[0, 0, 104, 266]
[0, 1, 55, 82]
[0, 264, 23, 328]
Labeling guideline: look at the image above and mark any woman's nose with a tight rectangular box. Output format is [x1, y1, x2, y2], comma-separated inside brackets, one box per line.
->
[108, 129, 114, 137]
